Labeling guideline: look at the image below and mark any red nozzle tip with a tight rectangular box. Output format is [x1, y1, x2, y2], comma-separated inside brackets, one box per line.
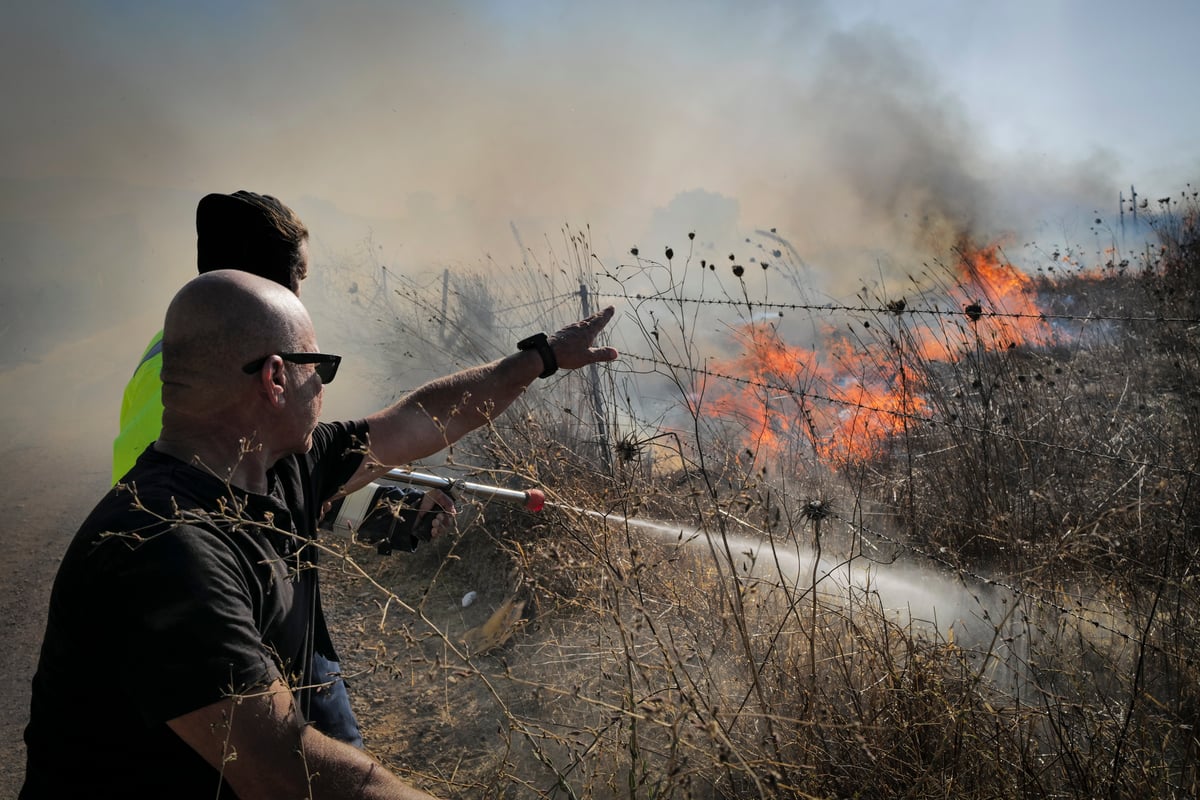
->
[525, 489, 545, 512]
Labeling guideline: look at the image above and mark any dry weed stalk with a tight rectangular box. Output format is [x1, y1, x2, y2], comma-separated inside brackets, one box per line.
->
[302, 204, 1200, 797]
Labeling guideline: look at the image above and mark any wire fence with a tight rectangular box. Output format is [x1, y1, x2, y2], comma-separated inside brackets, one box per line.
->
[382, 264, 1200, 330]
[594, 291, 1200, 325]
[373, 275, 1198, 478]
[355, 258, 1199, 670]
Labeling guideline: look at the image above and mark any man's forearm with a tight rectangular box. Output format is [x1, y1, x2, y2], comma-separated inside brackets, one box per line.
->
[170, 683, 440, 800]
[356, 307, 617, 476]
[408, 348, 543, 438]
[362, 348, 544, 468]
[300, 728, 440, 800]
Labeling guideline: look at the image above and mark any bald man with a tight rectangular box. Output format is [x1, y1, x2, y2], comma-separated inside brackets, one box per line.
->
[22, 270, 618, 799]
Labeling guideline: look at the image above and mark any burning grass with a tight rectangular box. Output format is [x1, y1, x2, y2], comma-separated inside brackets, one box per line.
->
[313, 198, 1200, 797]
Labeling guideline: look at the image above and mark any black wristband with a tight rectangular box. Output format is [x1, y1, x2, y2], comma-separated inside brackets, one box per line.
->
[517, 332, 558, 379]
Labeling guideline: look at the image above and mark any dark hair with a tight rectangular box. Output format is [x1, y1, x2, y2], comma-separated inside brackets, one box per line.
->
[195, 191, 309, 293]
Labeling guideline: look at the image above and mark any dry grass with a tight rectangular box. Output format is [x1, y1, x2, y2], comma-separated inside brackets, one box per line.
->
[313, 202, 1200, 798]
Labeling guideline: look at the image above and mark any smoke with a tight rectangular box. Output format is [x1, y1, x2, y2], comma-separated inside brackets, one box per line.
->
[0, 1, 1188, 474]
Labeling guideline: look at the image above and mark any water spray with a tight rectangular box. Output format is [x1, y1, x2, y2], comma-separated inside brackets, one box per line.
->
[550, 501, 1001, 637]
[548, 500, 1039, 695]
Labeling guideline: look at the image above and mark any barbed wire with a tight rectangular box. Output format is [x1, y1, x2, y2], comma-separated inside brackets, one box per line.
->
[391, 283, 582, 318]
[490, 291, 582, 315]
[353, 262, 1195, 656]
[620, 351, 1200, 478]
[357, 274, 1196, 480]
[378, 263, 582, 313]
[388, 286, 582, 333]
[594, 292, 1200, 326]
[367, 274, 1200, 328]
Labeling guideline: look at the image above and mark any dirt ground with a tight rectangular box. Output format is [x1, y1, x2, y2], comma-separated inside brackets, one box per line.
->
[0, 318, 135, 794]
[318, 517, 535, 791]
[0, 440, 109, 793]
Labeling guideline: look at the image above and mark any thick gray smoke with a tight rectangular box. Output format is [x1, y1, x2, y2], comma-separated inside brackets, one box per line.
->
[0, 1, 1192, 471]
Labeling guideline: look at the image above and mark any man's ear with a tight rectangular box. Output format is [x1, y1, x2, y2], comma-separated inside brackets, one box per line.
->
[271, 359, 288, 408]
[253, 356, 288, 408]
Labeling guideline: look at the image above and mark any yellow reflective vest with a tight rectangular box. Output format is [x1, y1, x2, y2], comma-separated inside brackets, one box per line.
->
[112, 330, 164, 485]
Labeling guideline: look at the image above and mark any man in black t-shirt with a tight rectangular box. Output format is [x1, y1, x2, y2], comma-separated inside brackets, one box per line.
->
[21, 270, 618, 798]
[24, 421, 366, 797]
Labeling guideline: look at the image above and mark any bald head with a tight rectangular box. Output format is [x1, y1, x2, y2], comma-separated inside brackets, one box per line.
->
[161, 270, 313, 402]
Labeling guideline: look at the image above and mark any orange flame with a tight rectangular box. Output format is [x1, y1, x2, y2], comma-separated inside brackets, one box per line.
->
[706, 242, 1054, 466]
[952, 243, 1053, 351]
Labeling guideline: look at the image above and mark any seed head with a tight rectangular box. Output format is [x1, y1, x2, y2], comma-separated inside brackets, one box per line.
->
[802, 499, 830, 521]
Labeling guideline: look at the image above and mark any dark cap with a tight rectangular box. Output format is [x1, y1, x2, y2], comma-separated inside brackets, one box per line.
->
[195, 191, 309, 292]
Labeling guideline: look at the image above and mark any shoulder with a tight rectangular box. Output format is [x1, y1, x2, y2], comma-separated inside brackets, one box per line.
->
[118, 448, 227, 507]
[308, 419, 371, 463]
[118, 330, 166, 409]
[61, 500, 254, 620]
[97, 455, 249, 560]
[80, 479, 238, 561]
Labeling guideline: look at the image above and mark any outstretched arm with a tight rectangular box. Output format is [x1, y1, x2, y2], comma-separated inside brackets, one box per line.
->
[346, 307, 618, 490]
[169, 678, 438, 799]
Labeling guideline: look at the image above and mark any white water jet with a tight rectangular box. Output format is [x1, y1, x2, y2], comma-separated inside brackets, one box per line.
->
[556, 503, 1042, 701]
[557, 503, 1017, 654]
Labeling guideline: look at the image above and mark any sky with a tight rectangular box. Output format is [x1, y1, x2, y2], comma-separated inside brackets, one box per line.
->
[1, 0, 1198, 456]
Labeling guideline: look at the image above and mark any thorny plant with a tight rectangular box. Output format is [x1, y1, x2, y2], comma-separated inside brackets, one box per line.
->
[114, 203, 1200, 797]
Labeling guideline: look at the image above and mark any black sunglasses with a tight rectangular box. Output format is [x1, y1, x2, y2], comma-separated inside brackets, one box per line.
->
[242, 352, 342, 385]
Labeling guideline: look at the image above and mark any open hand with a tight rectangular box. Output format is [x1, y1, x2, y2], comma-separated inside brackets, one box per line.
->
[548, 306, 619, 370]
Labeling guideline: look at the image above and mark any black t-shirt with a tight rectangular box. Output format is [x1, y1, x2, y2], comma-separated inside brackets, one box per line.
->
[20, 420, 368, 799]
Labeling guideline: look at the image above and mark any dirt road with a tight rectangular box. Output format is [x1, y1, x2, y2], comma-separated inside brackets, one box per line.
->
[0, 440, 110, 793]
[0, 320, 144, 793]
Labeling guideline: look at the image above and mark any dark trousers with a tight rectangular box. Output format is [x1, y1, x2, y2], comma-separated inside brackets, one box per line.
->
[306, 652, 364, 748]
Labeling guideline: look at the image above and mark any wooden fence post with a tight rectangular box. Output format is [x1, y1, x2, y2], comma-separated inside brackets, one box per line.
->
[580, 283, 611, 474]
